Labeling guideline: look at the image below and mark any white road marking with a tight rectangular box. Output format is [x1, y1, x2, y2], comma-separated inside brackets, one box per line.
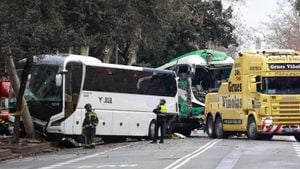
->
[164, 139, 222, 169]
[78, 166, 93, 168]
[92, 164, 137, 168]
[293, 142, 300, 159]
[38, 145, 131, 169]
[119, 164, 137, 167]
[96, 165, 116, 168]
[215, 145, 243, 169]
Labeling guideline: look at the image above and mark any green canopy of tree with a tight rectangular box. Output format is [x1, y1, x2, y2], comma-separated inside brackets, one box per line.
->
[0, 0, 238, 73]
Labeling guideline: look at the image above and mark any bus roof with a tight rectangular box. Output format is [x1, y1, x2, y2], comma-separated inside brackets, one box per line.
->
[158, 49, 234, 69]
[18, 54, 176, 76]
[171, 50, 229, 62]
[19, 54, 102, 67]
[86, 61, 176, 75]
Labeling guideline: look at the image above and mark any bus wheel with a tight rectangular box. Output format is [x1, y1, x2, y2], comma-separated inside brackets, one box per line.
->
[215, 117, 226, 139]
[148, 120, 156, 140]
[295, 134, 300, 142]
[247, 117, 259, 140]
[207, 115, 216, 139]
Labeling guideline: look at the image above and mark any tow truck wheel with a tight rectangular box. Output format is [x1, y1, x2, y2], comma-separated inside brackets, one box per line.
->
[214, 117, 227, 139]
[247, 117, 259, 140]
[295, 134, 300, 142]
[207, 116, 216, 138]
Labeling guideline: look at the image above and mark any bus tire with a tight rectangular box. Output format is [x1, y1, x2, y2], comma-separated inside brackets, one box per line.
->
[295, 134, 300, 142]
[148, 120, 156, 140]
[207, 115, 216, 138]
[214, 117, 227, 139]
[247, 117, 259, 140]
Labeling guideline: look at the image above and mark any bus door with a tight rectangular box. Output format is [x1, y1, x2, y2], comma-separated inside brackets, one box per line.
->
[64, 62, 83, 134]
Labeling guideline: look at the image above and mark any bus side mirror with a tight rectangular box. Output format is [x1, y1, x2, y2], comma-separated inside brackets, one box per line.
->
[250, 77, 257, 93]
[55, 74, 62, 87]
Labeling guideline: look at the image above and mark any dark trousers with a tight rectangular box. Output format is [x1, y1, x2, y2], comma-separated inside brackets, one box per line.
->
[153, 115, 166, 142]
[83, 127, 96, 144]
[0, 125, 10, 135]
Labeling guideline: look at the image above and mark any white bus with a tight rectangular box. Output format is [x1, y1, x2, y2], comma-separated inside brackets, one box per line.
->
[17, 54, 178, 143]
[158, 50, 234, 136]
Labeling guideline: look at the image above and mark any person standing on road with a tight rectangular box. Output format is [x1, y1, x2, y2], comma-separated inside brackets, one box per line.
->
[151, 99, 167, 144]
[82, 103, 98, 148]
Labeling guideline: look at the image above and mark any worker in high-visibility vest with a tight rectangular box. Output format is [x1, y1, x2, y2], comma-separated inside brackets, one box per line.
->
[82, 103, 98, 148]
[151, 99, 167, 144]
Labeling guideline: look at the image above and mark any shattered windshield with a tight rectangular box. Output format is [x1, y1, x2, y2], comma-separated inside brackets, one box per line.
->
[192, 66, 231, 91]
[25, 64, 62, 102]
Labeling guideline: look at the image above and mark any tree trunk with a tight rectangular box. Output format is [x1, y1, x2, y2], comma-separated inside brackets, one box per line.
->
[125, 26, 142, 65]
[68, 47, 74, 54]
[101, 45, 113, 63]
[126, 40, 139, 65]
[3, 49, 35, 140]
[80, 46, 90, 56]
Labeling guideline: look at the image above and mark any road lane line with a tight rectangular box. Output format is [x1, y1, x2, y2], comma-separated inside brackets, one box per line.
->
[37, 144, 131, 169]
[78, 166, 93, 168]
[164, 139, 222, 169]
[293, 143, 300, 159]
[163, 139, 219, 169]
[215, 145, 243, 169]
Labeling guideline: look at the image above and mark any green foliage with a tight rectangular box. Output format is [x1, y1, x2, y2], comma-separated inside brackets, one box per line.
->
[60, 0, 106, 47]
[0, 0, 238, 72]
[140, 0, 238, 67]
[0, 0, 67, 54]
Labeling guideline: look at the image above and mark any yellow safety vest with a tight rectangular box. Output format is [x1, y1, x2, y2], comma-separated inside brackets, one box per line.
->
[160, 104, 167, 113]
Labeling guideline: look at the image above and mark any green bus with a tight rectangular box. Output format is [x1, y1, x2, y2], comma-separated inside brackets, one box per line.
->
[158, 50, 234, 136]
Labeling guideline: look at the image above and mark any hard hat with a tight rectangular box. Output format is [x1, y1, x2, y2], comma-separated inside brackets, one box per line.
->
[84, 103, 92, 110]
[160, 99, 166, 104]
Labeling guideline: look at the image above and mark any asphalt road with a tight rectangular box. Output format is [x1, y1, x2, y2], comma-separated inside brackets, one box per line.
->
[1, 132, 300, 169]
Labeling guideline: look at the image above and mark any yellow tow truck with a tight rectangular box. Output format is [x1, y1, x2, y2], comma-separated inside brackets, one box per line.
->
[205, 49, 300, 141]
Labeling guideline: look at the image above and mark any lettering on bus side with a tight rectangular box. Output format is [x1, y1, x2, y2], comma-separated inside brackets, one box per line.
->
[98, 97, 112, 104]
[222, 96, 242, 109]
[228, 81, 242, 92]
